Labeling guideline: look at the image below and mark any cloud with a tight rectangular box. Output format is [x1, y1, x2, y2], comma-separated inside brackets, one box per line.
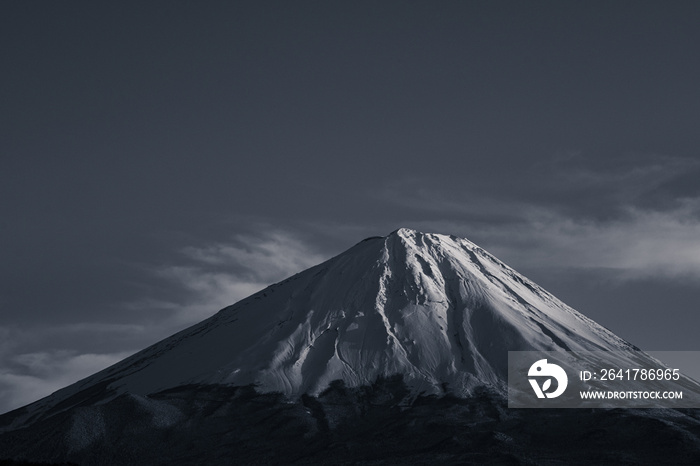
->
[466, 198, 700, 280]
[545, 153, 699, 187]
[401, 197, 700, 281]
[0, 349, 132, 415]
[544, 154, 700, 210]
[180, 231, 327, 283]
[0, 322, 150, 414]
[131, 230, 330, 327]
[377, 155, 700, 281]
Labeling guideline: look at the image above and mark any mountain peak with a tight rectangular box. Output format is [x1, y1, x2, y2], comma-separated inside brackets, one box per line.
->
[388, 226, 420, 238]
[386, 227, 456, 243]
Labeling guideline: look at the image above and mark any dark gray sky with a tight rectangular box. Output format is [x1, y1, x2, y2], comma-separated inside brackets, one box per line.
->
[2, 1, 700, 413]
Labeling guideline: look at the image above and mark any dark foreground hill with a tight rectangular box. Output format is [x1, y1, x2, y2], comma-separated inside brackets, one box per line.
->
[2, 377, 700, 465]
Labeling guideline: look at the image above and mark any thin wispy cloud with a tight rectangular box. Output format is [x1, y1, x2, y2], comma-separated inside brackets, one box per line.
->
[463, 199, 700, 280]
[380, 154, 700, 281]
[130, 230, 330, 327]
[0, 323, 148, 414]
[0, 349, 131, 414]
[180, 231, 328, 283]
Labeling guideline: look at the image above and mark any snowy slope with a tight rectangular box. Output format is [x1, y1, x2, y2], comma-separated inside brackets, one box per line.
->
[3, 228, 638, 429]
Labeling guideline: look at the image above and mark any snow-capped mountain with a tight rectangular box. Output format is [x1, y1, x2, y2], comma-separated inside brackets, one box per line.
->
[4, 228, 700, 466]
[4, 228, 636, 430]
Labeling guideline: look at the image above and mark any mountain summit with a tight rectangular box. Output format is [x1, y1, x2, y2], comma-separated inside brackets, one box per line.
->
[5, 228, 633, 429]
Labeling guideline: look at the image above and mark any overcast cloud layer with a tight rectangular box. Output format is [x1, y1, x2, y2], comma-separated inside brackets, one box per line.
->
[2, 1, 700, 414]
